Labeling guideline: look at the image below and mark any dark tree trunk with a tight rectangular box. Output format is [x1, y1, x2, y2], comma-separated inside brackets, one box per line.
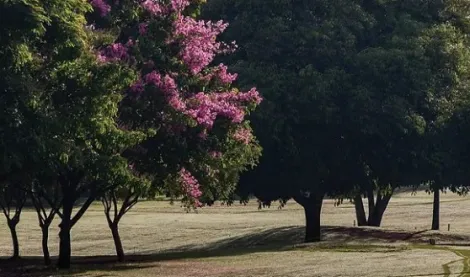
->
[367, 188, 375, 216]
[304, 203, 322, 242]
[30, 195, 56, 266]
[110, 223, 124, 262]
[368, 193, 392, 227]
[353, 189, 394, 227]
[353, 195, 367, 226]
[432, 188, 440, 230]
[41, 225, 51, 265]
[57, 203, 73, 269]
[8, 221, 19, 259]
[295, 193, 324, 243]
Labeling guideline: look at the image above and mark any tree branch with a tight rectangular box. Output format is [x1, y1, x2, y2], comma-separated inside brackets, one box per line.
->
[112, 191, 118, 221]
[71, 195, 95, 227]
[0, 201, 9, 219]
[42, 193, 63, 218]
[117, 193, 139, 223]
[124, 197, 139, 214]
[31, 193, 46, 225]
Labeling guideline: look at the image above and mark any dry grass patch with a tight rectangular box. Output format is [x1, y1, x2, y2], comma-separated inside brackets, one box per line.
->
[1, 191, 470, 276]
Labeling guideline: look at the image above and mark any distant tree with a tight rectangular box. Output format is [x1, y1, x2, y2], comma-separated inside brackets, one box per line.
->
[417, 18, 470, 230]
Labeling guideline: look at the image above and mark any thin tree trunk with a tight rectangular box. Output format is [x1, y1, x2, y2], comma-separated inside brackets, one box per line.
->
[57, 203, 73, 269]
[432, 188, 440, 230]
[30, 195, 56, 266]
[110, 223, 124, 262]
[353, 195, 367, 226]
[41, 225, 51, 265]
[367, 188, 375, 216]
[8, 221, 19, 259]
[102, 190, 140, 262]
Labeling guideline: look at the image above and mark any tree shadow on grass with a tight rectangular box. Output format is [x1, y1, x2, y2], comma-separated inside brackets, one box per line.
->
[0, 258, 156, 277]
[1, 225, 468, 276]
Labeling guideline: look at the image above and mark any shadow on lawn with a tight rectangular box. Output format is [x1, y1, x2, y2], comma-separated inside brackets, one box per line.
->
[1, 225, 467, 276]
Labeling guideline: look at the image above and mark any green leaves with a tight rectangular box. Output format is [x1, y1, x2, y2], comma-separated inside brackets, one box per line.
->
[203, 0, 470, 201]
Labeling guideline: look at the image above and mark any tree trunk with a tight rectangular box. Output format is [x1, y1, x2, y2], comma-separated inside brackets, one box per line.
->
[57, 204, 73, 269]
[41, 225, 51, 265]
[300, 194, 324, 243]
[367, 188, 375, 216]
[353, 195, 367, 226]
[8, 221, 19, 259]
[367, 194, 392, 227]
[110, 223, 125, 262]
[432, 188, 440, 230]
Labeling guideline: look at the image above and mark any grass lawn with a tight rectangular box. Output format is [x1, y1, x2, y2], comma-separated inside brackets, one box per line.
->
[1, 191, 470, 276]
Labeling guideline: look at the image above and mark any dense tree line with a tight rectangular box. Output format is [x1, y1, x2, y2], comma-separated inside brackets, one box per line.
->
[203, 0, 470, 241]
[3, 0, 470, 270]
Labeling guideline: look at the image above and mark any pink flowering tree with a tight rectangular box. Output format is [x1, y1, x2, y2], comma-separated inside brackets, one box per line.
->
[86, 0, 262, 261]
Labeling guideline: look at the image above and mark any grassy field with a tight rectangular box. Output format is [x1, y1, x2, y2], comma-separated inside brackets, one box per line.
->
[2, 191, 470, 276]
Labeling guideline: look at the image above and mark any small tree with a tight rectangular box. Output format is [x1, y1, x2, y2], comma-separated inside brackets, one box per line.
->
[0, 182, 27, 259]
[101, 175, 150, 262]
[29, 177, 61, 265]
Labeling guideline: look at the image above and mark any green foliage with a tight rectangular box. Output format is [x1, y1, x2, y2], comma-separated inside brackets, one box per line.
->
[203, 0, 470, 203]
[87, 0, 262, 208]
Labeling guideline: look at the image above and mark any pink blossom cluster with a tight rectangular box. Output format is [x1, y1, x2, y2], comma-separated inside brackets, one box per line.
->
[170, 0, 191, 12]
[97, 43, 128, 62]
[141, 0, 190, 15]
[214, 64, 238, 84]
[140, 69, 261, 129]
[179, 168, 203, 207]
[184, 88, 261, 129]
[89, 0, 111, 17]
[185, 92, 245, 128]
[201, 64, 238, 85]
[141, 0, 165, 15]
[233, 127, 253, 144]
[173, 16, 229, 74]
[144, 71, 186, 111]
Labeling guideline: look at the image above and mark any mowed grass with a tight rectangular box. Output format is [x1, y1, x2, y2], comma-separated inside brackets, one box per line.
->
[2, 191, 470, 276]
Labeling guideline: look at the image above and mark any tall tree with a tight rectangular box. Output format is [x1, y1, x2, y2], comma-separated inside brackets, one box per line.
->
[0, 0, 145, 269]
[46, 56, 145, 269]
[203, 0, 376, 242]
[84, 0, 262, 260]
[0, 0, 76, 260]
